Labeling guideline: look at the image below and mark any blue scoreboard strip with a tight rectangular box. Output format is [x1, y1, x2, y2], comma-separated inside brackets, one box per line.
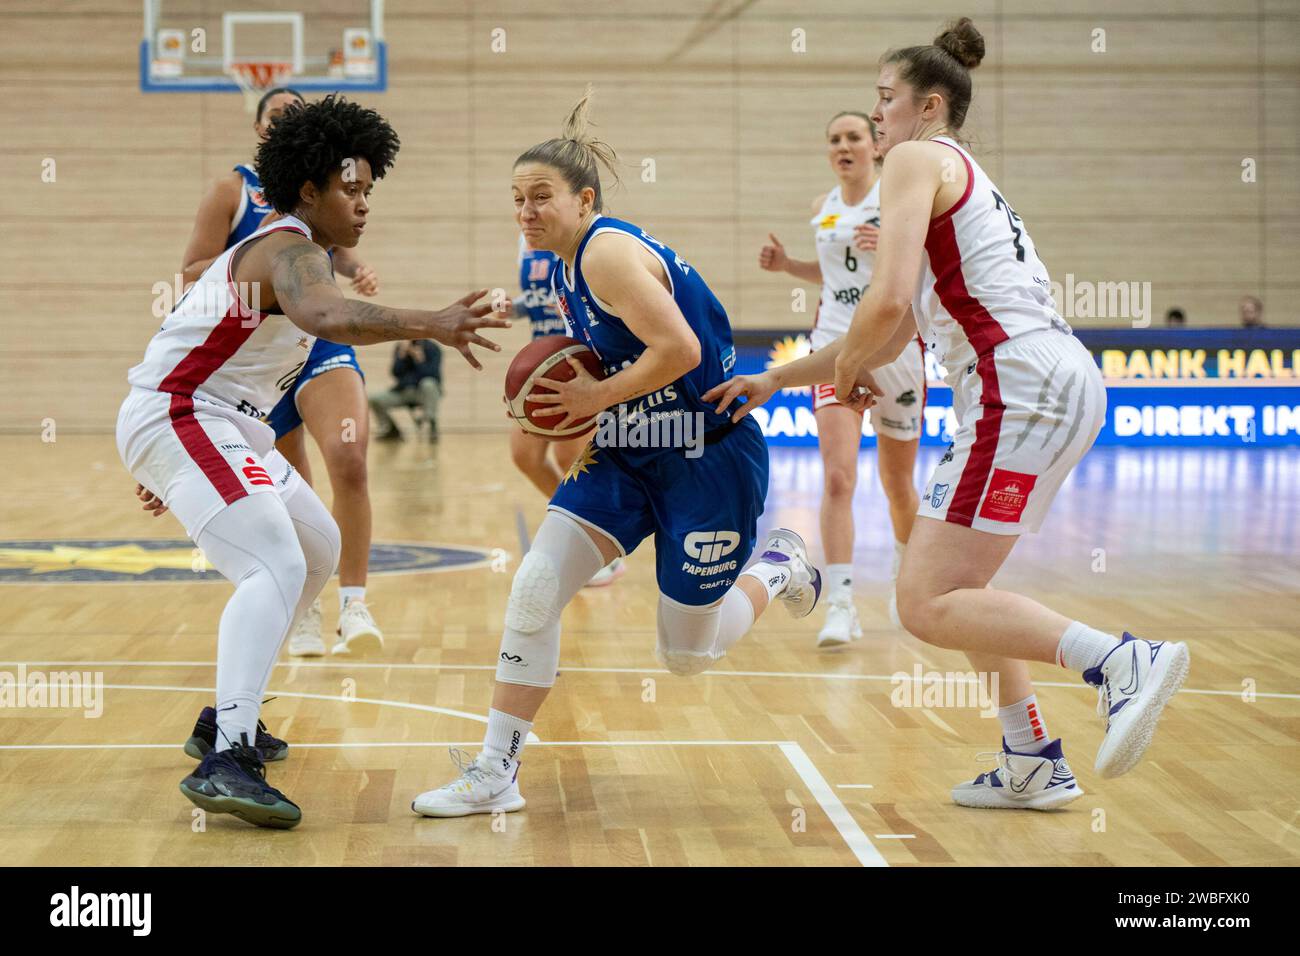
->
[733, 328, 1300, 449]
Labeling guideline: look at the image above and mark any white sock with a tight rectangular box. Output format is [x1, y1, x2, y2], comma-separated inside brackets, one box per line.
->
[891, 540, 905, 579]
[825, 563, 852, 604]
[482, 708, 532, 775]
[1057, 620, 1121, 672]
[339, 586, 365, 611]
[998, 694, 1050, 753]
[740, 561, 791, 602]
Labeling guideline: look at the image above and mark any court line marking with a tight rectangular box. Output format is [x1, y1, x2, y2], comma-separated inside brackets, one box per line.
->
[0, 740, 797, 751]
[0, 711, 879, 866]
[5, 661, 1297, 701]
[0, 682, 542, 745]
[779, 742, 887, 868]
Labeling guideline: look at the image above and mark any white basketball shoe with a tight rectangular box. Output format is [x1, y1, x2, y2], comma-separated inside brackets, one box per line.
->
[287, 598, 326, 657]
[753, 529, 822, 619]
[333, 599, 384, 656]
[1086, 632, 1190, 778]
[951, 738, 1084, 810]
[816, 600, 863, 647]
[412, 749, 526, 818]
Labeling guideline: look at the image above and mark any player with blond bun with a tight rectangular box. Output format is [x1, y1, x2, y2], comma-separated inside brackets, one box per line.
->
[708, 19, 1189, 809]
[411, 89, 822, 818]
[759, 112, 924, 646]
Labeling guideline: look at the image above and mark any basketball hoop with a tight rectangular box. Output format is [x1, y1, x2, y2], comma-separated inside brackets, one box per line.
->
[227, 61, 296, 115]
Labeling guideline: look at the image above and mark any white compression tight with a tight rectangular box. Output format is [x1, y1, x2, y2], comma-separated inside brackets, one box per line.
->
[195, 480, 340, 752]
[656, 589, 756, 676]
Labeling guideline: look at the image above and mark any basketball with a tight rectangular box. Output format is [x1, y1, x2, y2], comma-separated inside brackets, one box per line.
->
[504, 335, 606, 440]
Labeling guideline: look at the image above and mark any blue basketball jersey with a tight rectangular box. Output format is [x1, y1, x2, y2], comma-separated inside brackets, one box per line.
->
[517, 237, 568, 339]
[226, 164, 275, 247]
[552, 216, 739, 454]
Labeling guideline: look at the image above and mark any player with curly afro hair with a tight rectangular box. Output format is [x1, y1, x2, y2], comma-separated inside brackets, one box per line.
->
[255, 93, 401, 217]
[117, 92, 511, 831]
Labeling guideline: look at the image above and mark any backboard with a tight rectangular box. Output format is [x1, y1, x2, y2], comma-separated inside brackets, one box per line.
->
[141, 0, 386, 95]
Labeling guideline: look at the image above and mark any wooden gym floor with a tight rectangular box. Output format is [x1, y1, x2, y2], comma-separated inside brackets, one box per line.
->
[0, 433, 1296, 866]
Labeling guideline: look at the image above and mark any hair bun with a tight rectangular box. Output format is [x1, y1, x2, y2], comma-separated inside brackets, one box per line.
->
[935, 17, 985, 70]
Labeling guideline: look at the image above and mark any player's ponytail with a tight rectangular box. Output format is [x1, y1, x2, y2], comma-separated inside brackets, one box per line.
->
[515, 85, 622, 212]
[882, 17, 985, 132]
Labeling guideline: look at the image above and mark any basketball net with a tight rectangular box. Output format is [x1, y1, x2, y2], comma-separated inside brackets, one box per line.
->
[228, 61, 295, 114]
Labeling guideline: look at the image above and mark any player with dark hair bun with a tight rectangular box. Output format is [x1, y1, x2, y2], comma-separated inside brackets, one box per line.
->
[710, 18, 1189, 811]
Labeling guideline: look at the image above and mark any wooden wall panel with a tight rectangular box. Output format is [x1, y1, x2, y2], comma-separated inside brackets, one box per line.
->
[0, 0, 1294, 431]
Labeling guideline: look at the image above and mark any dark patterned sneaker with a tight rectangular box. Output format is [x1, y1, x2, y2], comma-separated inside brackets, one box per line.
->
[179, 736, 301, 829]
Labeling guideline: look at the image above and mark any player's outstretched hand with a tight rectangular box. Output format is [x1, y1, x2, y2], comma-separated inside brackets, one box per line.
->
[433, 289, 513, 371]
[702, 371, 779, 423]
[350, 264, 380, 296]
[135, 483, 168, 517]
[758, 234, 788, 272]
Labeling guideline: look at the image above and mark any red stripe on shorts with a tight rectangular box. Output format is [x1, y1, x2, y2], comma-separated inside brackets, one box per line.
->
[945, 351, 1004, 527]
[167, 393, 247, 505]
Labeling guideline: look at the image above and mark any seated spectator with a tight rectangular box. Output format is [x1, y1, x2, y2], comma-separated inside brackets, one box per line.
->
[369, 339, 443, 442]
[1165, 307, 1186, 327]
[1239, 296, 1264, 328]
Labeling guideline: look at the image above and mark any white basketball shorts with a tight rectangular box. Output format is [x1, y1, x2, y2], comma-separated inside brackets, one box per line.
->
[919, 329, 1106, 535]
[115, 386, 301, 540]
[812, 336, 926, 442]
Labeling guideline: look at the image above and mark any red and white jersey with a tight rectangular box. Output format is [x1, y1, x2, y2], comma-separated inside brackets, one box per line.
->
[809, 181, 880, 351]
[913, 137, 1068, 380]
[127, 215, 316, 418]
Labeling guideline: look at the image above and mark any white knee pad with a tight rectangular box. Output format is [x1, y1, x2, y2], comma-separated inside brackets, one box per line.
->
[655, 594, 724, 677]
[495, 511, 606, 688]
[505, 549, 560, 634]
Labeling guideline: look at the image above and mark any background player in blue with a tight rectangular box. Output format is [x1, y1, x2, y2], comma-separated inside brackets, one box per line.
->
[177, 88, 387, 659]
[412, 91, 823, 818]
[508, 232, 624, 587]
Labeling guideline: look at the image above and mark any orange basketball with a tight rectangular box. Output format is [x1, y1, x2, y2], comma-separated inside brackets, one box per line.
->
[504, 335, 606, 440]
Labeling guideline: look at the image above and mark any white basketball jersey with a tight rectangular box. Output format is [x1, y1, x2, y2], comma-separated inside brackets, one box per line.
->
[913, 137, 1068, 379]
[810, 181, 880, 350]
[127, 215, 317, 418]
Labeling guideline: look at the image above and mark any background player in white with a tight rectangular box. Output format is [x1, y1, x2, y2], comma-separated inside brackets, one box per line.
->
[759, 112, 924, 645]
[176, 88, 388, 660]
[118, 96, 510, 828]
[708, 19, 1189, 810]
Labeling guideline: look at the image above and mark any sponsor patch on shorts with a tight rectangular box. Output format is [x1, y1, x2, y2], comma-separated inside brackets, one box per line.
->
[978, 468, 1037, 523]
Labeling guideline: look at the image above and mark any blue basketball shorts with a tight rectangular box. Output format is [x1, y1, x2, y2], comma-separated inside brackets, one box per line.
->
[265, 339, 363, 439]
[548, 416, 769, 606]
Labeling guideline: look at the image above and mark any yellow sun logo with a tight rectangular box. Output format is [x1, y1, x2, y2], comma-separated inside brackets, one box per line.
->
[562, 444, 598, 485]
[766, 334, 813, 396]
[819, 214, 839, 229]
